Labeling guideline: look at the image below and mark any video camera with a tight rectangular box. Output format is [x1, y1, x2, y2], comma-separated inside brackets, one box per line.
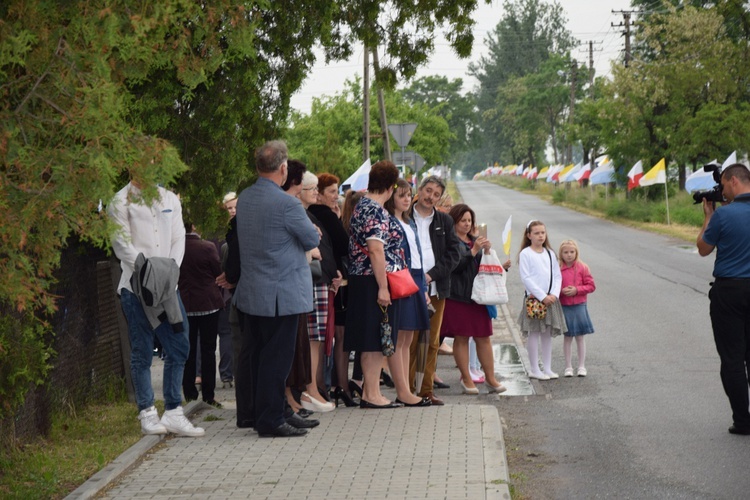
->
[692, 163, 724, 204]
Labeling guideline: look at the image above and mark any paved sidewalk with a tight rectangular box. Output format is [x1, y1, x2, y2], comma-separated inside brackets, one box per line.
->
[67, 305, 527, 499]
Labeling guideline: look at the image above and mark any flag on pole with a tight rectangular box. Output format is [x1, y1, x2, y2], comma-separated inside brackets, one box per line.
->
[574, 162, 592, 182]
[640, 158, 666, 186]
[561, 162, 582, 182]
[627, 160, 643, 191]
[555, 164, 576, 182]
[722, 151, 737, 169]
[547, 165, 563, 183]
[537, 166, 550, 179]
[589, 164, 615, 185]
[502, 215, 512, 256]
[685, 159, 717, 193]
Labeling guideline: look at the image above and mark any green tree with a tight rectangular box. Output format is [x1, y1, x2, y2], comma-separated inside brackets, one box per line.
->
[469, 0, 576, 166]
[334, 0, 490, 87]
[589, 5, 750, 187]
[0, 0, 492, 425]
[401, 75, 477, 163]
[286, 79, 453, 177]
[286, 80, 365, 180]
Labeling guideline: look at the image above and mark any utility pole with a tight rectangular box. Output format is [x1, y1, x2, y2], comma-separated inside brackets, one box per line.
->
[589, 41, 595, 89]
[588, 41, 595, 171]
[363, 48, 370, 162]
[567, 60, 577, 165]
[371, 47, 391, 161]
[612, 10, 634, 68]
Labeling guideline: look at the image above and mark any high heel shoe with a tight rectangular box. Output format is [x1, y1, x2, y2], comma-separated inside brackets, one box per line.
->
[380, 370, 395, 388]
[331, 387, 358, 407]
[300, 392, 335, 413]
[348, 380, 363, 399]
[318, 386, 331, 402]
[460, 379, 479, 395]
[484, 380, 508, 394]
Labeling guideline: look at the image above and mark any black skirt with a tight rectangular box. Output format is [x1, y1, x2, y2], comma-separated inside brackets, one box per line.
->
[344, 275, 400, 352]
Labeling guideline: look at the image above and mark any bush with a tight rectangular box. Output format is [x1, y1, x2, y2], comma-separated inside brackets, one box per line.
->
[0, 312, 53, 422]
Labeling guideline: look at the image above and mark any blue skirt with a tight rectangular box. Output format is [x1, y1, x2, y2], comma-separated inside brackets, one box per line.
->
[396, 268, 430, 331]
[562, 303, 594, 336]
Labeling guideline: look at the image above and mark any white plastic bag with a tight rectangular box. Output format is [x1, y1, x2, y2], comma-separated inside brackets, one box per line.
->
[471, 249, 508, 305]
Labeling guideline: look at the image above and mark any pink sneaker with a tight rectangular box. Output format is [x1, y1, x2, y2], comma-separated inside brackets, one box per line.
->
[470, 369, 485, 384]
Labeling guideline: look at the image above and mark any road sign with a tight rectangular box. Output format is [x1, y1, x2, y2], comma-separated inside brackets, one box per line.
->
[388, 123, 418, 148]
[393, 151, 425, 171]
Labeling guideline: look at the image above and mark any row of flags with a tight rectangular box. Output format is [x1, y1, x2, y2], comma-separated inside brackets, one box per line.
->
[473, 156, 616, 186]
[476, 151, 738, 194]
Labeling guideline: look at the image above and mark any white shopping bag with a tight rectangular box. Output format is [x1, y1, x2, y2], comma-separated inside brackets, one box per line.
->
[471, 249, 509, 305]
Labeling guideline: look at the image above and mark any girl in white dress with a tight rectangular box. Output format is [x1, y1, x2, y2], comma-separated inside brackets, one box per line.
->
[517, 220, 567, 380]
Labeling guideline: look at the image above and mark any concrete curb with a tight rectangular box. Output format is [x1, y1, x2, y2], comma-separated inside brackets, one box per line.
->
[500, 303, 544, 395]
[481, 405, 512, 499]
[64, 400, 205, 500]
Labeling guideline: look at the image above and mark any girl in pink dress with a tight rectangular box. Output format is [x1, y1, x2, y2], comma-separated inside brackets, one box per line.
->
[558, 240, 596, 377]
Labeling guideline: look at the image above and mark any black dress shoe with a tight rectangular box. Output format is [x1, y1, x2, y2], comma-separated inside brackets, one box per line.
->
[287, 413, 320, 429]
[360, 399, 404, 409]
[297, 408, 314, 418]
[433, 381, 450, 389]
[380, 370, 395, 388]
[258, 422, 308, 437]
[348, 380, 363, 398]
[728, 425, 750, 435]
[237, 420, 254, 429]
[395, 397, 432, 407]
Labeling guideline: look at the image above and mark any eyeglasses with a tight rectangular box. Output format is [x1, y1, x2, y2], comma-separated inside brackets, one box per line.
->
[303, 186, 319, 192]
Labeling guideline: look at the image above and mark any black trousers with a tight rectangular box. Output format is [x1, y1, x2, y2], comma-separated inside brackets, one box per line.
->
[709, 278, 750, 429]
[182, 312, 219, 402]
[235, 311, 298, 433]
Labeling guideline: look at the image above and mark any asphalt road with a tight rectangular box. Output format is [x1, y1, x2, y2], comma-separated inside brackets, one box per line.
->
[458, 180, 750, 499]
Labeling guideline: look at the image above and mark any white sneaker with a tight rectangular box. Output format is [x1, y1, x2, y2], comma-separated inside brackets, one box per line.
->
[138, 406, 167, 435]
[160, 407, 205, 437]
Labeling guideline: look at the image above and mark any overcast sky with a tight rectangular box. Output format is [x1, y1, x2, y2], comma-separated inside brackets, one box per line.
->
[290, 0, 635, 114]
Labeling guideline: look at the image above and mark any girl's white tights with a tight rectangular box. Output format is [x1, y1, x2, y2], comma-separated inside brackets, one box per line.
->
[564, 336, 587, 369]
[527, 329, 554, 375]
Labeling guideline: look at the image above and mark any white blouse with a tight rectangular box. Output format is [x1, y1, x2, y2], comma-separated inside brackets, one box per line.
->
[519, 246, 562, 300]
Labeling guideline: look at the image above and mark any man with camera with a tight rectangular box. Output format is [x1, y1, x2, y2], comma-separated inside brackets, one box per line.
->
[697, 163, 750, 435]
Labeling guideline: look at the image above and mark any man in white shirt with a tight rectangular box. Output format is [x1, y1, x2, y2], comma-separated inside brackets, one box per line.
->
[108, 168, 204, 437]
[408, 176, 460, 405]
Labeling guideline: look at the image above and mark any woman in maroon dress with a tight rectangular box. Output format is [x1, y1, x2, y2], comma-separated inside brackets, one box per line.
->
[440, 204, 507, 395]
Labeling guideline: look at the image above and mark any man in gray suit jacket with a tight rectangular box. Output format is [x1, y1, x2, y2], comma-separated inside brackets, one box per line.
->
[233, 140, 320, 437]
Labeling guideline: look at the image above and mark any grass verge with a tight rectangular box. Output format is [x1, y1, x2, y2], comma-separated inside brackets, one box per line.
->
[0, 399, 148, 499]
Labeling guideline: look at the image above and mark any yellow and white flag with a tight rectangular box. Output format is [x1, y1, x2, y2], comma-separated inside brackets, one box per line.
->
[640, 158, 666, 186]
[502, 215, 512, 256]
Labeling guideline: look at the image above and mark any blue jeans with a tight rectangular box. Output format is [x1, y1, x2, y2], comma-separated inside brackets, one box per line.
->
[120, 289, 189, 411]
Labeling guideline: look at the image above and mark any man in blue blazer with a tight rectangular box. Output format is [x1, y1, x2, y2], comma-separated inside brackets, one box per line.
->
[233, 140, 320, 437]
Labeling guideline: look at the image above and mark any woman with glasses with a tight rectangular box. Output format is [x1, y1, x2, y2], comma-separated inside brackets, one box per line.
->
[298, 171, 340, 413]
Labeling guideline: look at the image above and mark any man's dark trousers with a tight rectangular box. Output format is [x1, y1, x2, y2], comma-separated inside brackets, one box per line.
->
[235, 310, 298, 433]
[709, 278, 750, 429]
